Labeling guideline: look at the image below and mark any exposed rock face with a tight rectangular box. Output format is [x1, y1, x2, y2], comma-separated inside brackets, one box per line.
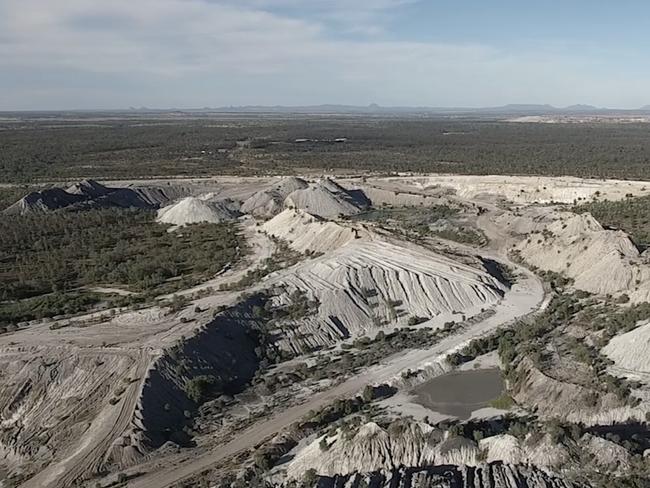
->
[480, 434, 568, 468]
[267, 239, 506, 353]
[156, 196, 240, 226]
[263, 209, 362, 253]
[515, 213, 650, 302]
[126, 298, 267, 456]
[581, 433, 631, 474]
[285, 179, 369, 219]
[509, 358, 646, 425]
[286, 422, 572, 481]
[286, 422, 474, 478]
[275, 463, 577, 488]
[388, 175, 648, 204]
[603, 321, 650, 375]
[3, 179, 192, 214]
[241, 177, 369, 219]
[241, 177, 310, 218]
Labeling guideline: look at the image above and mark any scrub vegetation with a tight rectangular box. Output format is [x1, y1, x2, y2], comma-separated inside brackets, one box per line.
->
[574, 194, 650, 250]
[3, 116, 650, 183]
[0, 208, 245, 325]
[351, 205, 487, 245]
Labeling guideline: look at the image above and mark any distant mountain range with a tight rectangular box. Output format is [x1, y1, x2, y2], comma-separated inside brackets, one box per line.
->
[124, 103, 650, 116]
[4, 104, 650, 117]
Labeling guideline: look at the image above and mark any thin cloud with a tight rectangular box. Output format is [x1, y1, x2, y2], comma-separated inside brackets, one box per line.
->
[0, 0, 648, 109]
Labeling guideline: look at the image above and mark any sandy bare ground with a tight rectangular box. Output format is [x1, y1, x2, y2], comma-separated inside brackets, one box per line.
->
[8, 222, 276, 488]
[4, 174, 580, 487]
[344, 174, 650, 205]
[124, 246, 544, 488]
[20, 350, 151, 488]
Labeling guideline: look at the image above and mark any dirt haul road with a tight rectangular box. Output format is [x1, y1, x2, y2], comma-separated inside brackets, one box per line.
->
[21, 350, 151, 488]
[127, 257, 544, 488]
[12, 223, 276, 488]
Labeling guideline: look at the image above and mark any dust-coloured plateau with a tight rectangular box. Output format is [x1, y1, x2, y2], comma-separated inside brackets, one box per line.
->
[1, 173, 649, 488]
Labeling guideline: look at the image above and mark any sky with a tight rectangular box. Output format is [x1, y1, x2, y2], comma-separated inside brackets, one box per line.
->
[1, 0, 650, 110]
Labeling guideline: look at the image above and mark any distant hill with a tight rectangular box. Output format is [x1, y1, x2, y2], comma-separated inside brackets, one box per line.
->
[6, 103, 650, 117]
[564, 104, 600, 112]
[191, 103, 621, 116]
[480, 104, 556, 113]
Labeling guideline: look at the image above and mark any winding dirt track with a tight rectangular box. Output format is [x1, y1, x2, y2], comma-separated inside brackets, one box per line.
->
[21, 350, 152, 488]
[14, 223, 276, 488]
[126, 252, 545, 488]
[12, 196, 543, 488]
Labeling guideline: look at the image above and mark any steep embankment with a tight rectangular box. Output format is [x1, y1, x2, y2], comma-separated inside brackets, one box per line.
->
[122, 298, 267, 458]
[380, 175, 649, 204]
[285, 422, 568, 479]
[266, 239, 506, 353]
[281, 463, 577, 488]
[242, 177, 369, 219]
[516, 213, 650, 302]
[241, 177, 309, 218]
[260, 208, 508, 353]
[508, 358, 646, 425]
[263, 209, 363, 253]
[603, 321, 650, 376]
[284, 179, 368, 219]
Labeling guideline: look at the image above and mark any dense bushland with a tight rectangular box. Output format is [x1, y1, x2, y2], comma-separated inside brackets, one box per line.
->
[3, 117, 650, 182]
[0, 209, 245, 324]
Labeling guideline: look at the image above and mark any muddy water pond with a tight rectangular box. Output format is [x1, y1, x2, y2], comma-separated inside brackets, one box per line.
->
[412, 368, 504, 419]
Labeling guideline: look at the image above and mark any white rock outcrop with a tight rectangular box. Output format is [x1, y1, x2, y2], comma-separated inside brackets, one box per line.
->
[603, 321, 650, 374]
[284, 179, 368, 219]
[286, 422, 572, 481]
[263, 209, 362, 253]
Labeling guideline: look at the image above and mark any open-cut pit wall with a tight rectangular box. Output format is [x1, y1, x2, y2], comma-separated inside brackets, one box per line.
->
[508, 358, 646, 425]
[131, 241, 511, 456]
[277, 461, 577, 488]
[132, 297, 268, 452]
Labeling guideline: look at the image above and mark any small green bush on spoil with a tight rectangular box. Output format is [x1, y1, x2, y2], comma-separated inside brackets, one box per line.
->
[489, 394, 515, 410]
[185, 375, 219, 404]
[447, 329, 507, 366]
[407, 315, 428, 326]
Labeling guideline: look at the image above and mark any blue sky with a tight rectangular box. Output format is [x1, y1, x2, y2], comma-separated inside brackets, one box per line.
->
[1, 0, 649, 110]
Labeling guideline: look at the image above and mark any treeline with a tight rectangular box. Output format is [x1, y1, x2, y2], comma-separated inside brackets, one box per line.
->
[263, 119, 650, 180]
[0, 121, 242, 182]
[4, 118, 650, 182]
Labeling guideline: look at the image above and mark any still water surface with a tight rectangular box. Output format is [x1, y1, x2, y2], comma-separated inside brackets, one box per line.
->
[412, 368, 504, 419]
